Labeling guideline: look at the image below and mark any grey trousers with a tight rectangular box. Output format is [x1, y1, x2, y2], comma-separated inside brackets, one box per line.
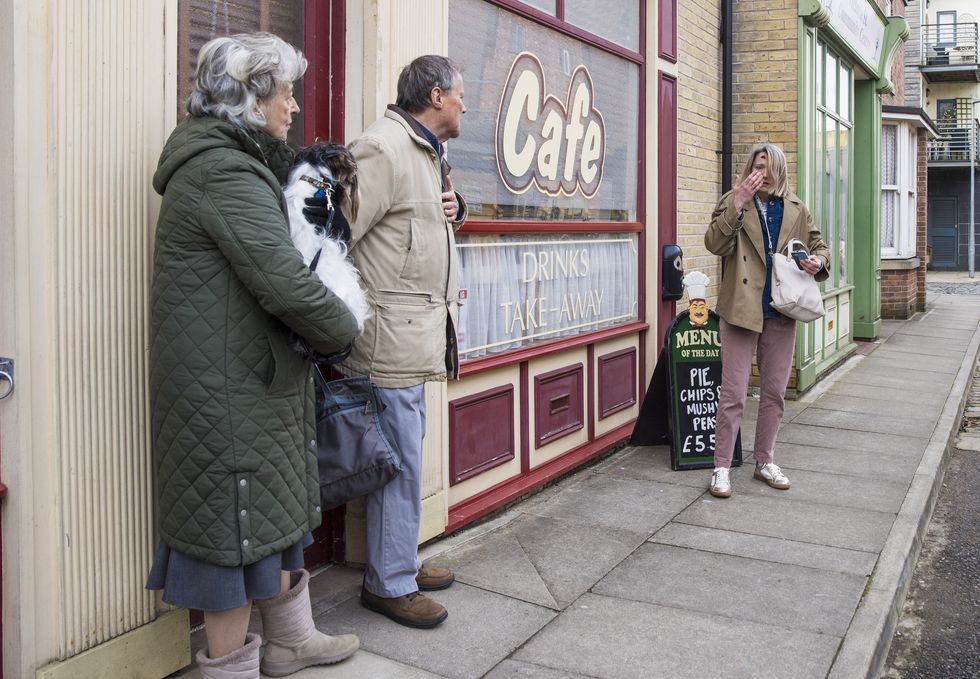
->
[363, 384, 426, 598]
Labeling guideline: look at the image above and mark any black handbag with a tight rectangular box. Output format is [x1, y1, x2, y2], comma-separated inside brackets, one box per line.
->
[313, 365, 401, 510]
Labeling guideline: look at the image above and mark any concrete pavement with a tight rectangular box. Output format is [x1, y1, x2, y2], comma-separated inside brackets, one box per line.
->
[176, 282, 980, 678]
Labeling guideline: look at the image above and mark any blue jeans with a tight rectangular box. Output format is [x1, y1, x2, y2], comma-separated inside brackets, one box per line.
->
[363, 384, 426, 597]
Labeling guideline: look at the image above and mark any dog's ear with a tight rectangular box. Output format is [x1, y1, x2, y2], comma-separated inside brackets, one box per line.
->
[346, 172, 359, 223]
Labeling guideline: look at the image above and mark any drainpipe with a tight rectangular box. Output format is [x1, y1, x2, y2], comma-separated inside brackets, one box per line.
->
[972, 99, 979, 278]
[721, 0, 733, 193]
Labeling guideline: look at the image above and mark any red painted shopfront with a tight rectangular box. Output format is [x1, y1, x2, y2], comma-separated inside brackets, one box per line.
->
[441, 0, 676, 531]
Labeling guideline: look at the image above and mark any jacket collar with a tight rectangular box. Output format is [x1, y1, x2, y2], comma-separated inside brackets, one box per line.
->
[745, 193, 803, 257]
[384, 105, 453, 188]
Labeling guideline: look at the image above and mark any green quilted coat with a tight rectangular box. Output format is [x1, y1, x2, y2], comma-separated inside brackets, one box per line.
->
[149, 115, 358, 567]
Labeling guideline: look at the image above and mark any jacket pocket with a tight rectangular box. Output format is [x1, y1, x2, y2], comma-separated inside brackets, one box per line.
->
[267, 330, 309, 397]
[399, 218, 424, 282]
[371, 291, 444, 376]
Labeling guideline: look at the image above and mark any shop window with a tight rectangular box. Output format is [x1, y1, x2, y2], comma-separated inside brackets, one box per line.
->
[449, 0, 643, 363]
[450, 0, 639, 223]
[564, 0, 640, 51]
[177, 0, 304, 148]
[881, 123, 917, 259]
[519, 0, 556, 15]
[816, 42, 853, 290]
[456, 233, 639, 359]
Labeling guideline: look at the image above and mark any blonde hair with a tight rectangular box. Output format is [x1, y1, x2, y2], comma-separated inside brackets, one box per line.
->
[738, 143, 789, 198]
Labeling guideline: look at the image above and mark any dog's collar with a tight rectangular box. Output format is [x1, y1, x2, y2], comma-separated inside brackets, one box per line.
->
[300, 174, 335, 196]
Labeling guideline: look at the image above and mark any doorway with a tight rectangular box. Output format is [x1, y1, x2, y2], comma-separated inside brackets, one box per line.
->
[928, 196, 959, 269]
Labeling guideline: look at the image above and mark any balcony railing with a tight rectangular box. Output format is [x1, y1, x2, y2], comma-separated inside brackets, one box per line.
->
[928, 119, 980, 164]
[922, 22, 979, 67]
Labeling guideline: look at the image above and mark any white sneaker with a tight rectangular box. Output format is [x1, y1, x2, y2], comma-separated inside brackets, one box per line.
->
[754, 462, 790, 489]
[709, 467, 732, 498]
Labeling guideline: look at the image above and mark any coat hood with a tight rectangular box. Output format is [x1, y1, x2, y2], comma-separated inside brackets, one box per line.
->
[152, 115, 295, 195]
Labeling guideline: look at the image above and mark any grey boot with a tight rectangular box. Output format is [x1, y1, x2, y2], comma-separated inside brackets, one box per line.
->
[195, 632, 260, 679]
[256, 569, 359, 677]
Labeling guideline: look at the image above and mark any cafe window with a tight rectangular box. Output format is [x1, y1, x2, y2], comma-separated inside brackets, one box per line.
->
[449, 0, 642, 361]
[177, 0, 304, 148]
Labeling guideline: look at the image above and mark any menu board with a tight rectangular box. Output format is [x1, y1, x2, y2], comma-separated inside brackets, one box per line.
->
[666, 310, 741, 470]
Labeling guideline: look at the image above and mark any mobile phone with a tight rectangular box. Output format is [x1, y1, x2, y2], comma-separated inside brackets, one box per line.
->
[791, 249, 809, 269]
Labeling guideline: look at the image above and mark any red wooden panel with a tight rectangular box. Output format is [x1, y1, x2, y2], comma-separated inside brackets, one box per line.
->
[534, 364, 585, 448]
[658, 0, 677, 62]
[450, 385, 516, 485]
[598, 347, 637, 419]
[657, 71, 678, 354]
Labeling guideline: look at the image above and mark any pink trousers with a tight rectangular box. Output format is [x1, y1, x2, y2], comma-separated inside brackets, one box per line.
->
[714, 315, 797, 469]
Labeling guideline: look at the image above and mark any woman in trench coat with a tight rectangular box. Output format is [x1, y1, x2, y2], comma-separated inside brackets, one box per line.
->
[703, 143, 830, 498]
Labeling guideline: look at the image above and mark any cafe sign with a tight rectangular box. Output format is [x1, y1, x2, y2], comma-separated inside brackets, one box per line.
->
[495, 52, 606, 198]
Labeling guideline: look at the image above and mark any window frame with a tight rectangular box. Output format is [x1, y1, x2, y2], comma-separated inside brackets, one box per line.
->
[880, 121, 918, 259]
[451, 0, 648, 372]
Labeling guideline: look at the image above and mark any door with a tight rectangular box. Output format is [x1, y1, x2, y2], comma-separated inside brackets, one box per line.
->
[929, 196, 959, 269]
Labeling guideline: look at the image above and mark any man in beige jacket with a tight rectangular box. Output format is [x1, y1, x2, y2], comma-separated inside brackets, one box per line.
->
[343, 55, 467, 628]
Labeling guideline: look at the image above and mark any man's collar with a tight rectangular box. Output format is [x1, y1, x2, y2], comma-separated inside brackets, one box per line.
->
[386, 104, 442, 156]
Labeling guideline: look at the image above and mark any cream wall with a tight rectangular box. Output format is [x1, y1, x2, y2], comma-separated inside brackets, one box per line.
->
[345, 0, 453, 553]
[0, 1, 187, 677]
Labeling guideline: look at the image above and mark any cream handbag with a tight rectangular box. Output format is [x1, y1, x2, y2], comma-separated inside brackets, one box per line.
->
[770, 239, 825, 322]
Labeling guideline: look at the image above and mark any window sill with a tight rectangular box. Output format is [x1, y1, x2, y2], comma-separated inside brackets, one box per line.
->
[879, 257, 921, 270]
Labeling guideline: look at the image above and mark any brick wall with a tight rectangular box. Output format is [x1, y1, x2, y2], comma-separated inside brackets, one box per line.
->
[881, 267, 918, 318]
[731, 0, 798, 186]
[676, 0, 722, 297]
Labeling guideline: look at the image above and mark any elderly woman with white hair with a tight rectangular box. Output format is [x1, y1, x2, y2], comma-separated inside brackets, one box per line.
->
[704, 143, 830, 499]
[145, 33, 359, 677]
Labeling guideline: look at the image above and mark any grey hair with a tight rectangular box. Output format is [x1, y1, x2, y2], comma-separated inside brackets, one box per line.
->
[739, 143, 789, 198]
[395, 55, 461, 114]
[187, 32, 307, 130]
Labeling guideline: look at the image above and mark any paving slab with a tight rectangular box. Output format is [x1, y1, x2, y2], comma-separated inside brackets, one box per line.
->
[593, 543, 865, 635]
[777, 422, 927, 456]
[886, 325, 973, 340]
[314, 583, 555, 679]
[856, 354, 962, 375]
[650, 522, 876, 576]
[731, 466, 909, 513]
[308, 564, 363, 619]
[593, 445, 746, 489]
[484, 659, 597, 679]
[773, 442, 921, 482]
[807, 393, 944, 421]
[874, 337, 965, 357]
[427, 513, 647, 609]
[674, 491, 895, 552]
[836, 368, 953, 393]
[791, 407, 935, 438]
[823, 381, 954, 407]
[523, 472, 703, 535]
[514, 593, 840, 679]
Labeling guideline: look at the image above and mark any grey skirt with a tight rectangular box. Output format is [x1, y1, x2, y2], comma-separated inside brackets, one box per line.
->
[145, 533, 313, 611]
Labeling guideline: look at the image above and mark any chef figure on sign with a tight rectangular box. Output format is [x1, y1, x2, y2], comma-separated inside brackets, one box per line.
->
[682, 271, 711, 328]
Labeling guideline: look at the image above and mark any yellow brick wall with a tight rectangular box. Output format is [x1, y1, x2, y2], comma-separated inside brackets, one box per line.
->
[676, 0, 723, 298]
[731, 0, 798, 188]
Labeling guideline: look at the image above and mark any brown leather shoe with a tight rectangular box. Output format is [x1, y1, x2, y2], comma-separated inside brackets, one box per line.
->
[360, 589, 448, 629]
[416, 566, 455, 591]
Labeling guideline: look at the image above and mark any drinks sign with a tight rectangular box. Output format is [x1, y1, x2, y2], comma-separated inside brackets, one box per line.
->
[495, 52, 606, 198]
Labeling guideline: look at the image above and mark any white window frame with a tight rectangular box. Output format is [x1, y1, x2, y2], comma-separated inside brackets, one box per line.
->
[881, 121, 917, 259]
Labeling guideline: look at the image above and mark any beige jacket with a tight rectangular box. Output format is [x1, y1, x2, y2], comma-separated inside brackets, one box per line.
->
[340, 107, 467, 388]
[704, 190, 830, 333]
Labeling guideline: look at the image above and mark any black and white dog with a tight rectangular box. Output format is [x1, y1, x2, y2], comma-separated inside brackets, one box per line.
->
[283, 142, 370, 332]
